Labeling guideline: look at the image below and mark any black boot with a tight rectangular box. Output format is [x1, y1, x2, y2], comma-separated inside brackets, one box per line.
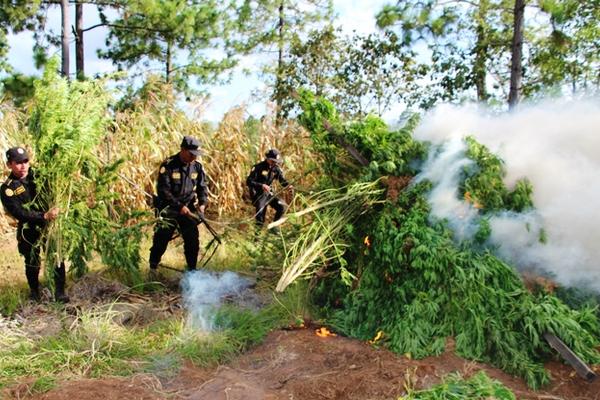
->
[54, 289, 70, 303]
[25, 266, 41, 302]
[29, 287, 41, 302]
[54, 264, 70, 303]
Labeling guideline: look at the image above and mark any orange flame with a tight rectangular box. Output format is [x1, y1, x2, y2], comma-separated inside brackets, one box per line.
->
[315, 327, 337, 338]
[368, 330, 384, 344]
[464, 191, 483, 209]
[364, 235, 371, 247]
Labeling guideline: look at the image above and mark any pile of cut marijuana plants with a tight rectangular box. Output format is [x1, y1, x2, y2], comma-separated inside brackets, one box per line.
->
[330, 182, 600, 388]
[291, 91, 600, 389]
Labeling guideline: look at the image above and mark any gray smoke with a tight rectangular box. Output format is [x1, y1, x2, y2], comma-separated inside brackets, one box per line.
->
[181, 270, 254, 331]
[413, 99, 600, 291]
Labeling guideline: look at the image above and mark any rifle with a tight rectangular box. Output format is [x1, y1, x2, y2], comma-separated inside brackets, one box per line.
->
[188, 211, 221, 269]
[157, 206, 222, 270]
[188, 211, 222, 245]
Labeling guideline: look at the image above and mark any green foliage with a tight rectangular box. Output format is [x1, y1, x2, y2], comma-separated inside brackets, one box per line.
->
[329, 182, 600, 389]
[281, 27, 427, 118]
[0, 0, 43, 72]
[474, 217, 491, 244]
[401, 371, 516, 400]
[554, 285, 600, 318]
[0, 284, 26, 316]
[28, 58, 147, 279]
[297, 90, 425, 182]
[297, 89, 348, 182]
[528, 0, 600, 98]
[462, 136, 533, 212]
[234, 0, 333, 118]
[345, 113, 426, 178]
[99, 0, 236, 95]
[0, 73, 35, 107]
[375, 0, 600, 107]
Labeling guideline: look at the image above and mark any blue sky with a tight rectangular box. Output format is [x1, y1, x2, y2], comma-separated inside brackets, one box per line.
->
[7, 1, 392, 122]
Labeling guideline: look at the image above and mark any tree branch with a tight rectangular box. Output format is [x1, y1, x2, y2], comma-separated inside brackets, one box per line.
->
[82, 23, 167, 34]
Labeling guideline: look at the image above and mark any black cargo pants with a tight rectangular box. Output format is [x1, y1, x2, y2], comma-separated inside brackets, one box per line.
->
[252, 193, 286, 226]
[17, 225, 66, 293]
[149, 213, 200, 270]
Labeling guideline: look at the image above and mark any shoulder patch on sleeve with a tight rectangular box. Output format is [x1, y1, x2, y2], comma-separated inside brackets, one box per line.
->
[4, 188, 14, 197]
[159, 166, 166, 174]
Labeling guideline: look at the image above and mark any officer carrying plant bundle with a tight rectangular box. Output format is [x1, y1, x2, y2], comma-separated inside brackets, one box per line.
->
[1, 146, 69, 302]
[149, 136, 209, 274]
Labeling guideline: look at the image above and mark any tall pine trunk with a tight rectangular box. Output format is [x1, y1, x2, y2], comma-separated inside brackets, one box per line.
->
[508, 0, 525, 109]
[61, 0, 70, 78]
[166, 42, 172, 83]
[275, 0, 285, 126]
[76, 1, 84, 80]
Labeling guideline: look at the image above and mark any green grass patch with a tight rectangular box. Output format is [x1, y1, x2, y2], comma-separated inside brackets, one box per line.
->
[401, 371, 516, 399]
[0, 284, 27, 315]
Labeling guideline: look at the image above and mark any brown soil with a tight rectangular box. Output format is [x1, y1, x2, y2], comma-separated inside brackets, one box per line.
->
[8, 327, 598, 400]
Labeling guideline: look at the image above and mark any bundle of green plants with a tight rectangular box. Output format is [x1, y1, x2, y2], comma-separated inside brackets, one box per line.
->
[296, 89, 426, 182]
[28, 58, 149, 279]
[327, 182, 600, 389]
[400, 371, 516, 400]
[294, 91, 599, 388]
[276, 180, 384, 292]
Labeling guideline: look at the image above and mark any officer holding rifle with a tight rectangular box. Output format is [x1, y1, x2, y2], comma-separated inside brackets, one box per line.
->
[149, 136, 208, 272]
[246, 148, 293, 229]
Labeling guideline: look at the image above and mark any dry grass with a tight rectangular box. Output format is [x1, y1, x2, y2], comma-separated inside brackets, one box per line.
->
[203, 106, 251, 217]
[0, 235, 24, 286]
[102, 89, 198, 210]
[102, 89, 323, 219]
[0, 103, 29, 235]
[1, 85, 324, 243]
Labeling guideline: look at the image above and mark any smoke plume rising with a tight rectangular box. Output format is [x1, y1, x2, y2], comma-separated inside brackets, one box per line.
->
[181, 270, 254, 331]
[413, 99, 600, 291]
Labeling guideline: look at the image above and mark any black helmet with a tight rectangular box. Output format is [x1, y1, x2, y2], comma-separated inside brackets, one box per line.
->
[265, 148, 282, 163]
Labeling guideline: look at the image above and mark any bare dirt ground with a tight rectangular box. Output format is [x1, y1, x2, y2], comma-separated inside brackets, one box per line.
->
[5, 326, 598, 400]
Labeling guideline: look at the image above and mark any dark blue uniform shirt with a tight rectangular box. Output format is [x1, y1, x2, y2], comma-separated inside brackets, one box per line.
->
[246, 160, 289, 198]
[156, 154, 208, 211]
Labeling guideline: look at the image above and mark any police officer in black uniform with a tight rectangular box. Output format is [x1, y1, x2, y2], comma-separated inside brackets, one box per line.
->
[246, 149, 293, 227]
[1, 147, 68, 302]
[149, 136, 209, 272]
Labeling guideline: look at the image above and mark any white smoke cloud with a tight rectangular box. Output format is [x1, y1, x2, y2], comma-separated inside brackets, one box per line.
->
[181, 270, 254, 331]
[415, 137, 480, 241]
[413, 98, 600, 291]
